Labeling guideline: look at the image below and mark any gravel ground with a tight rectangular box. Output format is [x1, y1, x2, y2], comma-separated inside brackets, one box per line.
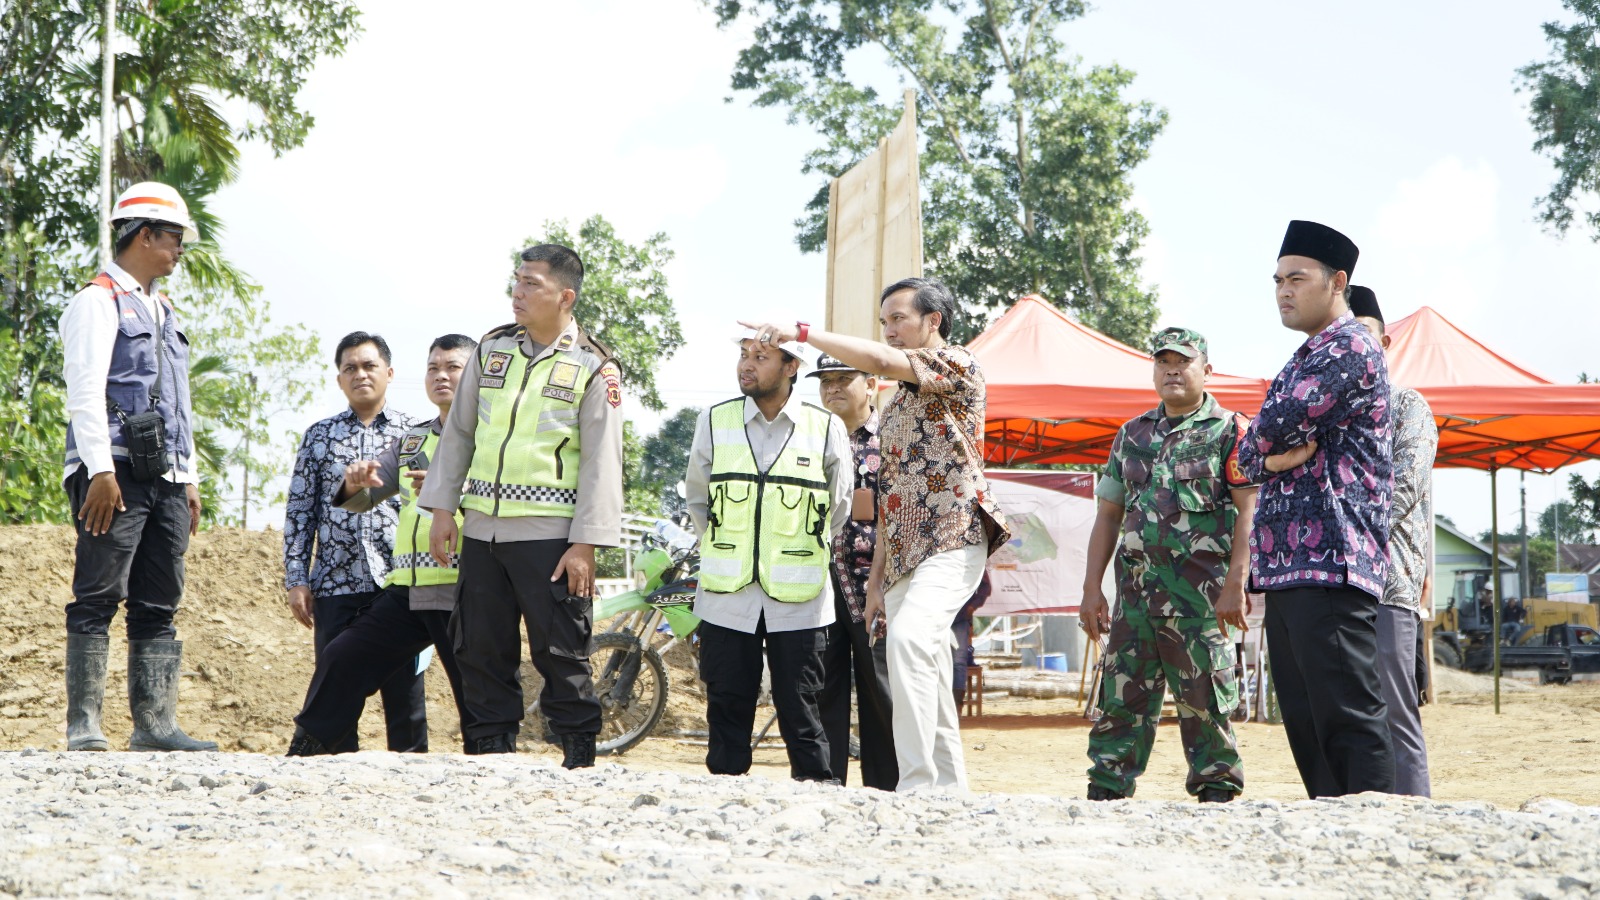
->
[3, 752, 1599, 898]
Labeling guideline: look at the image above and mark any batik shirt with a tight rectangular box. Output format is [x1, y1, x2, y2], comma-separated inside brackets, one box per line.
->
[1095, 394, 1256, 618]
[283, 405, 417, 597]
[831, 411, 880, 624]
[1383, 385, 1437, 613]
[879, 346, 1009, 588]
[1238, 314, 1393, 599]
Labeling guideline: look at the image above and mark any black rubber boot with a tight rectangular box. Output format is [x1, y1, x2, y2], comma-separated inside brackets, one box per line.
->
[1087, 784, 1128, 801]
[285, 728, 332, 757]
[127, 639, 219, 752]
[1197, 787, 1237, 804]
[560, 732, 596, 770]
[465, 733, 517, 755]
[65, 633, 110, 751]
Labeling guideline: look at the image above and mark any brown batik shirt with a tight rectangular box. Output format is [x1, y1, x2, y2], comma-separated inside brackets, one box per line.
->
[878, 345, 1010, 588]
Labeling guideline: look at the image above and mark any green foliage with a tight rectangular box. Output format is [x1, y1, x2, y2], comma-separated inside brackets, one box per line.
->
[1539, 498, 1596, 543]
[1528, 536, 1559, 594]
[641, 406, 701, 519]
[0, 0, 358, 524]
[1518, 0, 1600, 239]
[513, 215, 685, 413]
[710, 0, 1167, 345]
[1567, 473, 1600, 541]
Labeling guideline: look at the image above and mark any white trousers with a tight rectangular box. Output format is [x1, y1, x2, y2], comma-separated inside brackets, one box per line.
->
[884, 543, 986, 792]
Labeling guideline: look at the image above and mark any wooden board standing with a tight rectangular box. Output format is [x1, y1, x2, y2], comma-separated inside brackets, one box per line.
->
[824, 89, 923, 343]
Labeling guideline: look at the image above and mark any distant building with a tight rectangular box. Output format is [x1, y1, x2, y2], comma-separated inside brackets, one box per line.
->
[1556, 544, 1600, 603]
[1434, 517, 1518, 616]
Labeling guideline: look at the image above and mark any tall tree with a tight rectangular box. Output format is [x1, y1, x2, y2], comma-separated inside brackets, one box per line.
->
[710, 0, 1167, 344]
[641, 406, 701, 520]
[0, 0, 359, 524]
[1539, 498, 1596, 544]
[1518, 0, 1600, 239]
[1567, 473, 1600, 541]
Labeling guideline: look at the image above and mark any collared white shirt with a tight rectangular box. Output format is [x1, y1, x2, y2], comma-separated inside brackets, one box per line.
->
[59, 261, 196, 484]
[685, 392, 853, 634]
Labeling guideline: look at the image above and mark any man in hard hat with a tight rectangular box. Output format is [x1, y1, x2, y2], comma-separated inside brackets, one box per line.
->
[59, 182, 216, 752]
[1079, 327, 1256, 803]
[286, 334, 478, 756]
[684, 332, 852, 781]
[419, 244, 624, 768]
[1349, 286, 1436, 797]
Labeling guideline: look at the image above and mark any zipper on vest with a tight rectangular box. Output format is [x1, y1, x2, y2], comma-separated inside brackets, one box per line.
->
[554, 436, 570, 482]
[491, 359, 539, 517]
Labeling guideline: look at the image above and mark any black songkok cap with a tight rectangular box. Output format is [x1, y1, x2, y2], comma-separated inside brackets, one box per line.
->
[1278, 220, 1359, 277]
[1348, 285, 1382, 323]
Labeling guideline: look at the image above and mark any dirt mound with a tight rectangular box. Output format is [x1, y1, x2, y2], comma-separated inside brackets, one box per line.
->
[1, 526, 469, 754]
[1433, 665, 1535, 695]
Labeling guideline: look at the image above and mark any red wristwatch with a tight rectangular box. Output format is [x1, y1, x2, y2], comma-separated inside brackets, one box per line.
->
[796, 321, 810, 343]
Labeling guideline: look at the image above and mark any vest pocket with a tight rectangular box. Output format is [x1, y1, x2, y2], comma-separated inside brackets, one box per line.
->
[1173, 457, 1222, 512]
[712, 483, 754, 540]
[553, 436, 570, 481]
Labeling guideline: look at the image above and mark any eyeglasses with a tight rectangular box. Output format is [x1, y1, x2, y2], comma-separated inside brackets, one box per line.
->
[152, 226, 186, 246]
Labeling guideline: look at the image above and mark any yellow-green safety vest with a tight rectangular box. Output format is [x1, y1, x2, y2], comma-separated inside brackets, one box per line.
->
[462, 326, 607, 519]
[700, 398, 834, 602]
[386, 423, 462, 588]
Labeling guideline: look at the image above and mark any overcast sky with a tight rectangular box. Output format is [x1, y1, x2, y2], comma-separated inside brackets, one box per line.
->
[209, 0, 1599, 540]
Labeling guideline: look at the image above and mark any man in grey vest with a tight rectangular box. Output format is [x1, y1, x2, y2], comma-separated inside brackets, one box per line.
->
[59, 182, 216, 752]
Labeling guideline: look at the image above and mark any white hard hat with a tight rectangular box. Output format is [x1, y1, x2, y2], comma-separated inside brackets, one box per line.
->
[732, 327, 808, 370]
[112, 182, 199, 244]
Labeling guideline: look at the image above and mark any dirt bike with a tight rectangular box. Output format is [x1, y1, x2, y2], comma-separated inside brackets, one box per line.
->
[586, 523, 702, 754]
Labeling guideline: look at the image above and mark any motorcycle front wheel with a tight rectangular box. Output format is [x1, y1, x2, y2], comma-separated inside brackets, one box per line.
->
[591, 631, 670, 754]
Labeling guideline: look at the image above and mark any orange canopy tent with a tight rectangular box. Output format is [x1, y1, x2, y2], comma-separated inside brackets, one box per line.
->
[1384, 306, 1600, 472]
[970, 295, 1268, 465]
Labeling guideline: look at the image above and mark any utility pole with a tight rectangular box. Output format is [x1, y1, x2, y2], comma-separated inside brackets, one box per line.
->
[97, 0, 117, 268]
[1520, 471, 1530, 599]
[241, 373, 257, 529]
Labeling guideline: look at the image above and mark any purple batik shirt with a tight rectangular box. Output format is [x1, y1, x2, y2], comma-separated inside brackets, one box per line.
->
[1238, 313, 1393, 599]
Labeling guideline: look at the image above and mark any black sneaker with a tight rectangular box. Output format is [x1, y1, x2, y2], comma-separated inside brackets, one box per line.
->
[559, 733, 596, 769]
[1086, 784, 1128, 801]
[285, 731, 331, 758]
[466, 733, 517, 755]
[1197, 787, 1237, 804]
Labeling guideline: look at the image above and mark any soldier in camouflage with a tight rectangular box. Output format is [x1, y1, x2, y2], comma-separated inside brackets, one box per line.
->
[1078, 327, 1259, 803]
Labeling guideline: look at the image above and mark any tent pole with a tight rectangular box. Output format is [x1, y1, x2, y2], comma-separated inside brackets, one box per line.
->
[1491, 464, 1501, 715]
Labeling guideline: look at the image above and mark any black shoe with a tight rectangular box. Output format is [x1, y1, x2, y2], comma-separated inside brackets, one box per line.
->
[285, 730, 331, 757]
[1087, 784, 1128, 801]
[466, 733, 517, 755]
[1197, 787, 1237, 804]
[559, 732, 596, 769]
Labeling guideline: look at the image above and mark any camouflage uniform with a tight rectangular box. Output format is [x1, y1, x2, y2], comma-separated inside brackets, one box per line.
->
[1086, 328, 1254, 798]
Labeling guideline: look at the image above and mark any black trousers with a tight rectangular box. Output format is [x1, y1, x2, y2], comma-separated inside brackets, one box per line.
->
[1265, 586, 1395, 797]
[449, 537, 600, 741]
[818, 585, 897, 789]
[65, 462, 189, 640]
[698, 616, 832, 781]
[296, 586, 472, 752]
[313, 590, 429, 753]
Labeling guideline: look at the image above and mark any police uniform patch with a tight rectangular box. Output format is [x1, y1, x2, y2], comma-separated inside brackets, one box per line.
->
[479, 375, 506, 389]
[550, 361, 581, 389]
[483, 351, 514, 377]
[542, 386, 576, 403]
[399, 434, 426, 458]
[601, 363, 622, 409]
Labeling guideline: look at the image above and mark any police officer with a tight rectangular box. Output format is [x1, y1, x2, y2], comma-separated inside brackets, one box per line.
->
[684, 332, 852, 781]
[419, 244, 624, 768]
[1079, 328, 1257, 802]
[59, 182, 216, 752]
[286, 334, 478, 755]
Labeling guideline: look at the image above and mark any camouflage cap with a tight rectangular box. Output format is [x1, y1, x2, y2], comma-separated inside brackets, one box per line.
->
[1151, 327, 1207, 359]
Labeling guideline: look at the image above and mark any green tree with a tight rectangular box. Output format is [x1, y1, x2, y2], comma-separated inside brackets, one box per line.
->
[1567, 473, 1600, 540]
[1539, 498, 1597, 544]
[0, 0, 359, 524]
[512, 216, 685, 413]
[1518, 0, 1600, 239]
[641, 406, 701, 520]
[709, 0, 1167, 344]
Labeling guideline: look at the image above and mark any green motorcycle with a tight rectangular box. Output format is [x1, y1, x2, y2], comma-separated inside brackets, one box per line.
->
[588, 525, 701, 754]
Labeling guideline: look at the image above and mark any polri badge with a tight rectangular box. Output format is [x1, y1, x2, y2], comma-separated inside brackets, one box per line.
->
[549, 361, 581, 389]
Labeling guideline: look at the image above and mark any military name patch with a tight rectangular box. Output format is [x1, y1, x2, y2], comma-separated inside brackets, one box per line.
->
[542, 386, 576, 403]
[483, 350, 514, 378]
[549, 361, 581, 389]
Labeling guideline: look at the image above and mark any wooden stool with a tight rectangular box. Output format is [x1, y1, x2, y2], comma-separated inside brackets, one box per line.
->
[962, 664, 985, 717]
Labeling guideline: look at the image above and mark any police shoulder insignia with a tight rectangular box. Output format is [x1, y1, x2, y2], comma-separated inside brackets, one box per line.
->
[601, 362, 622, 408]
[483, 350, 514, 378]
[550, 361, 581, 389]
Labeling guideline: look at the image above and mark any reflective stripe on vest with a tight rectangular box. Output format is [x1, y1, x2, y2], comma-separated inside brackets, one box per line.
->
[461, 332, 601, 519]
[64, 273, 193, 473]
[386, 425, 461, 588]
[699, 398, 834, 602]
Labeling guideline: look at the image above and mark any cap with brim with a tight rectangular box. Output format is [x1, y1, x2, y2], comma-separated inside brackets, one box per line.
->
[1151, 327, 1208, 359]
[1347, 285, 1382, 323]
[1278, 220, 1358, 277]
[732, 330, 808, 370]
[806, 354, 864, 378]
